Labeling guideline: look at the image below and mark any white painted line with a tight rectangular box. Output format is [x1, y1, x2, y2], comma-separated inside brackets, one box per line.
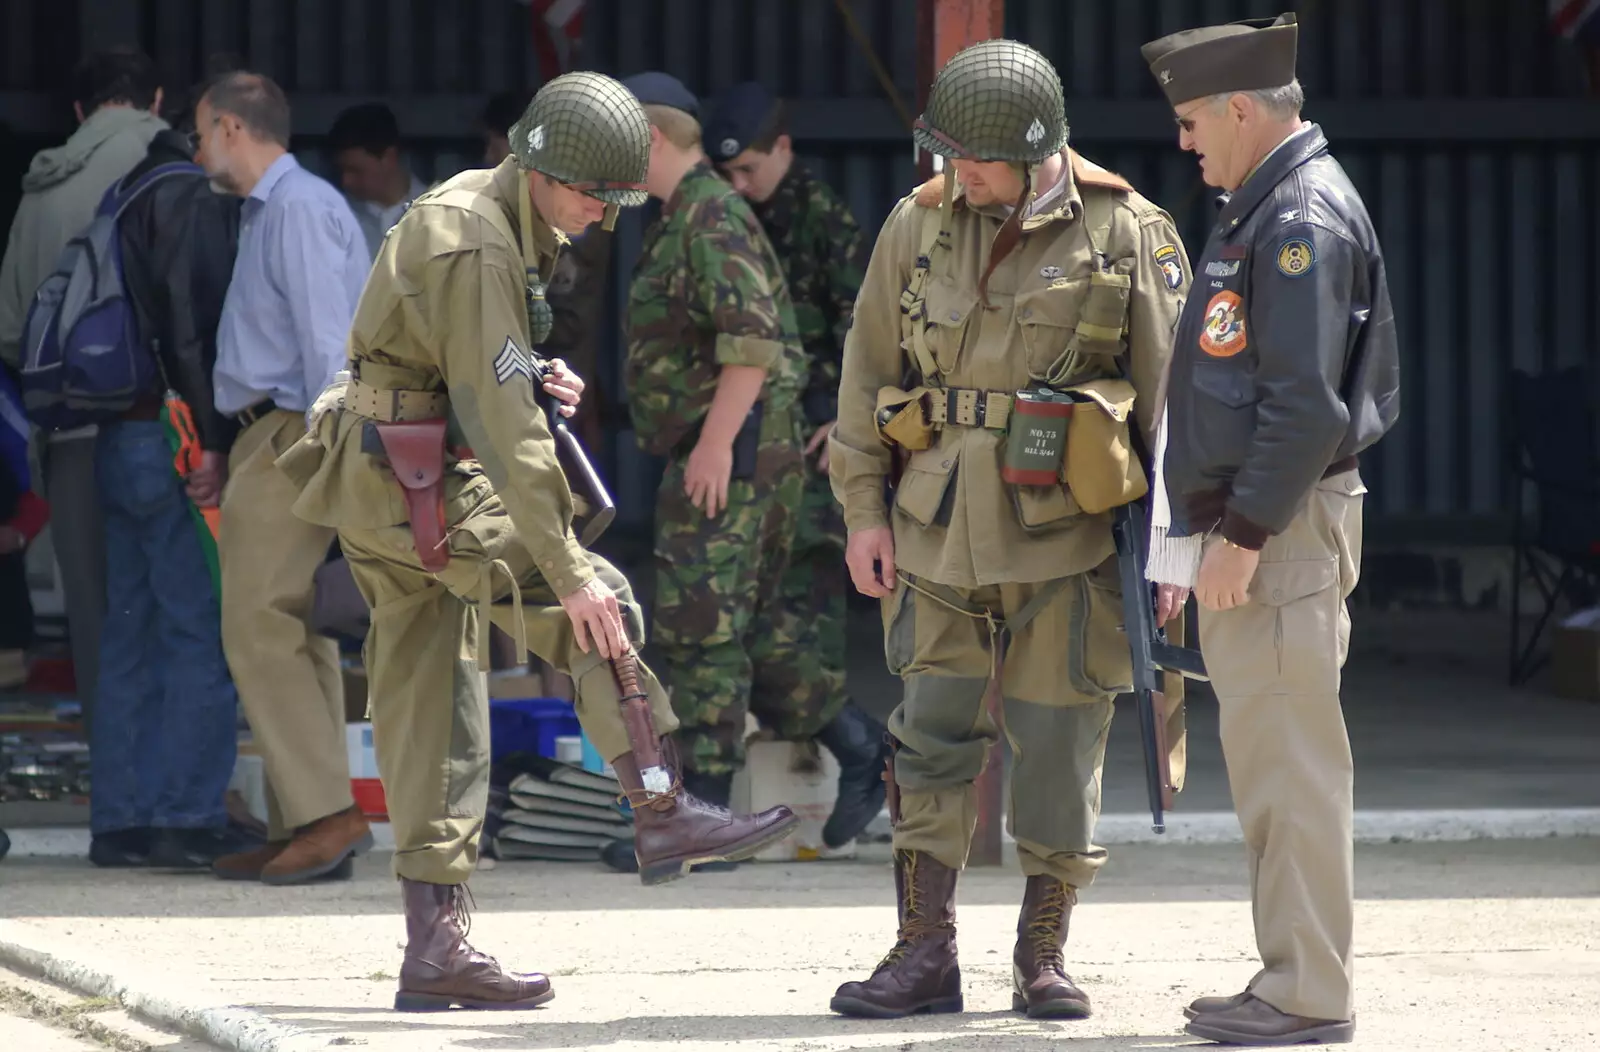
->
[0, 920, 321, 1052]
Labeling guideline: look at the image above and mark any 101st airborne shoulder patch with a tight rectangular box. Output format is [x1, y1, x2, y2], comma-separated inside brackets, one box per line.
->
[1154, 244, 1184, 290]
[1276, 236, 1316, 278]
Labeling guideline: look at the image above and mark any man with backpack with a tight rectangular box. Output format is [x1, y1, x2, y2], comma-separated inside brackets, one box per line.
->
[0, 47, 168, 733]
[71, 89, 248, 870]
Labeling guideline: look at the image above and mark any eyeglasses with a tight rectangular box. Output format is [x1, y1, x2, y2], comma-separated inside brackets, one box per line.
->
[185, 114, 222, 155]
[1173, 101, 1208, 134]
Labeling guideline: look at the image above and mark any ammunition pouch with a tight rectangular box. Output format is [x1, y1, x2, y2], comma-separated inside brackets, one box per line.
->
[874, 385, 934, 450]
[1061, 377, 1147, 515]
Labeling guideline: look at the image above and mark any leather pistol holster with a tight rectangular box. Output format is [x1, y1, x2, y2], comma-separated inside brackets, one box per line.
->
[372, 418, 450, 573]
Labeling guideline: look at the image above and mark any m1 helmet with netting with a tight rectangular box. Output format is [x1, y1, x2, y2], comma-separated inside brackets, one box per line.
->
[913, 39, 1069, 164]
[508, 71, 650, 206]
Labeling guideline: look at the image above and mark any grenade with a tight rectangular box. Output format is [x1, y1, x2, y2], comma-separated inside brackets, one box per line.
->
[524, 277, 554, 347]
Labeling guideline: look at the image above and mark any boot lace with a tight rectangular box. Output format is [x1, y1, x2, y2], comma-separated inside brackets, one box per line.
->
[1027, 880, 1068, 970]
[873, 852, 943, 974]
[451, 883, 477, 941]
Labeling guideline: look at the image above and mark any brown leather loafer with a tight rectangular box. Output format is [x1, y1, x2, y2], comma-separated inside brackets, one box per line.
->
[260, 806, 373, 886]
[212, 841, 289, 881]
[1185, 993, 1354, 1045]
[1185, 988, 1252, 1020]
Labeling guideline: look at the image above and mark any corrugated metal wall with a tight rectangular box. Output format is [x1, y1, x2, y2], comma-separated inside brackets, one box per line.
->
[3, 0, 1594, 540]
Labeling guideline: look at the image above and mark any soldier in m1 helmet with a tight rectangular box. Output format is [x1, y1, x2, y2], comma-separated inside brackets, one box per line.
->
[273, 70, 798, 1012]
[827, 39, 1192, 1020]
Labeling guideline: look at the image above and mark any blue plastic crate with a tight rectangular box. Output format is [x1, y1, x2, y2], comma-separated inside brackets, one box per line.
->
[488, 697, 581, 763]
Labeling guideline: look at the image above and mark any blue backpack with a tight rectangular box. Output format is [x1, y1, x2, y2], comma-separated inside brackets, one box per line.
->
[18, 161, 200, 431]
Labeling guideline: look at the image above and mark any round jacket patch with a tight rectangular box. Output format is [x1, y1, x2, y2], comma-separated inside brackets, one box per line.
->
[1276, 237, 1315, 278]
[1199, 290, 1247, 358]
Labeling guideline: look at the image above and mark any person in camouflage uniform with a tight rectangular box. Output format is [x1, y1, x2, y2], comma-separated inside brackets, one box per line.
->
[274, 71, 798, 1011]
[700, 80, 891, 847]
[605, 73, 827, 871]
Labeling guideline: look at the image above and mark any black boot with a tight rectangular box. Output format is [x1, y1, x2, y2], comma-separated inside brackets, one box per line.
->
[814, 702, 891, 849]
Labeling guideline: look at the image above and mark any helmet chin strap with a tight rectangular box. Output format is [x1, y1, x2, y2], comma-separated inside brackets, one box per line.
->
[602, 202, 619, 232]
[976, 161, 1034, 309]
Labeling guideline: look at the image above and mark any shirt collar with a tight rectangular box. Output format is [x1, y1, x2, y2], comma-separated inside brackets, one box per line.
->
[250, 153, 300, 204]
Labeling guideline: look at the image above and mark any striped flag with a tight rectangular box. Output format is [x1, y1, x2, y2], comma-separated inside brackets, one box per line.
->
[1551, 0, 1600, 44]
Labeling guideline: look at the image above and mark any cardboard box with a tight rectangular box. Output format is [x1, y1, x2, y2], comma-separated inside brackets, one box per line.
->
[731, 736, 858, 862]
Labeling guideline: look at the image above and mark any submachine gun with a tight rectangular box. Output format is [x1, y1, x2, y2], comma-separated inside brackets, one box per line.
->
[1111, 498, 1210, 834]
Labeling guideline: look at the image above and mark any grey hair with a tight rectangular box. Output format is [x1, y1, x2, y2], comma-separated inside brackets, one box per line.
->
[203, 71, 292, 147]
[1209, 79, 1304, 119]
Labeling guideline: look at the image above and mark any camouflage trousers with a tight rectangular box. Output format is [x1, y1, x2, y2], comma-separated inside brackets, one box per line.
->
[650, 439, 844, 776]
[780, 462, 850, 717]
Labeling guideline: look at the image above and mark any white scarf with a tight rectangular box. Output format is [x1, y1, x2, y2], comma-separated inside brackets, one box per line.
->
[1145, 382, 1205, 589]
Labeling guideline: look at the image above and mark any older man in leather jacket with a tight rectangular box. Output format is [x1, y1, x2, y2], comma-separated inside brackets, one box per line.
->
[1139, 13, 1399, 1047]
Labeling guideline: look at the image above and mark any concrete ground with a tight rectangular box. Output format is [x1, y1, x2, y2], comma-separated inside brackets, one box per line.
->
[0, 961, 218, 1050]
[1, 839, 1598, 1051]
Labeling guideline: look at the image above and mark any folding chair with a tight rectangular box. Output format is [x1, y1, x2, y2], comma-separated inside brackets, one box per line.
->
[1507, 366, 1600, 685]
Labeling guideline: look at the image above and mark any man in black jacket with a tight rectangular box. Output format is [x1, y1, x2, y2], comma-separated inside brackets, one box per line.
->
[86, 104, 249, 872]
[1139, 13, 1399, 1047]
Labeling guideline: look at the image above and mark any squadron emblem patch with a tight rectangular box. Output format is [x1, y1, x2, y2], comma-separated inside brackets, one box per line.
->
[1198, 290, 1247, 358]
[493, 336, 532, 385]
[1154, 244, 1184, 290]
[1276, 236, 1315, 278]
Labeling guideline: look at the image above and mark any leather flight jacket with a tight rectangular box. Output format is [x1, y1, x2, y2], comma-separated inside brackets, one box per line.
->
[1164, 123, 1400, 549]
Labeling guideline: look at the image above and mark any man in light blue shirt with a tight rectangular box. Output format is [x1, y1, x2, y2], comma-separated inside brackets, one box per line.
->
[193, 71, 375, 887]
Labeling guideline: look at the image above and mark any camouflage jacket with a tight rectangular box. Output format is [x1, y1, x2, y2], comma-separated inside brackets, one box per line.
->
[750, 162, 865, 424]
[624, 161, 807, 457]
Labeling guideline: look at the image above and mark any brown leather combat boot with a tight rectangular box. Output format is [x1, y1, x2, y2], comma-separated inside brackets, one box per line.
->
[394, 878, 554, 1012]
[612, 748, 798, 885]
[261, 805, 374, 886]
[1012, 875, 1091, 1018]
[829, 849, 963, 1018]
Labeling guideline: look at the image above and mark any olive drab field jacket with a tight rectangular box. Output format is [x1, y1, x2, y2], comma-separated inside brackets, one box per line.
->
[829, 151, 1190, 588]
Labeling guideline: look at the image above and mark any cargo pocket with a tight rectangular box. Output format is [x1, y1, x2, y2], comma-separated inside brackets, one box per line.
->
[1061, 378, 1148, 515]
[894, 447, 958, 527]
[1246, 557, 1341, 697]
[921, 280, 979, 374]
[1010, 480, 1081, 532]
[1016, 280, 1088, 386]
[882, 579, 917, 676]
[1070, 557, 1134, 698]
[1192, 359, 1259, 464]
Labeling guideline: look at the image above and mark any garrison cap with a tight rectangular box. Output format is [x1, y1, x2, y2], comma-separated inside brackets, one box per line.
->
[620, 71, 699, 117]
[1141, 13, 1299, 107]
[702, 80, 781, 161]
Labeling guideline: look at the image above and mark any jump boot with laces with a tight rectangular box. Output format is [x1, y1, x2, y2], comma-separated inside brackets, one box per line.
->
[393, 878, 554, 1011]
[612, 743, 798, 885]
[829, 849, 963, 1018]
[1012, 875, 1092, 1018]
[597, 769, 748, 875]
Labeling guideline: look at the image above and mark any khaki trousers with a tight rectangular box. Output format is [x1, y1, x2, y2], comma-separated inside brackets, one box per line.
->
[879, 556, 1131, 890]
[339, 478, 679, 885]
[1198, 470, 1365, 1023]
[220, 411, 350, 838]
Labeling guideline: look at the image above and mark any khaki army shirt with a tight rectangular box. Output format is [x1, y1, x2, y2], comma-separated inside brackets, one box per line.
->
[279, 158, 596, 599]
[828, 152, 1190, 587]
